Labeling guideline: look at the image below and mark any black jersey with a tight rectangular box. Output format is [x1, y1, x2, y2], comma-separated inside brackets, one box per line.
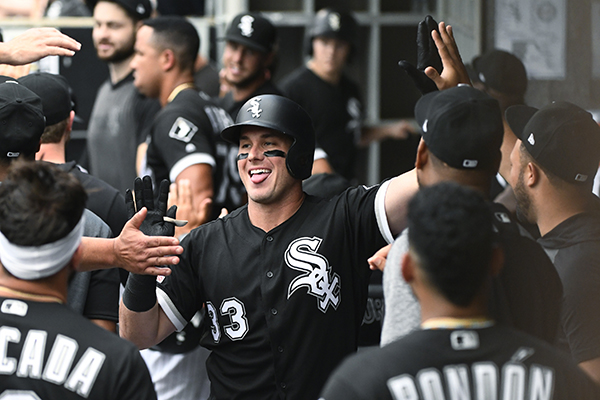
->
[488, 202, 562, 344]
[156, 183, 392, 399]
[320, 325, 600, 400]
[537, 203, 600, 363]
[0, 297, 156, 400]
[280, 67, 363, 181]
[146, 89, 231, 190]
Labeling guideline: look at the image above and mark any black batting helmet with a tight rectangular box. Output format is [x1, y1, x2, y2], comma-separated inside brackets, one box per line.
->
[305, 8, 358, 57]
[221, 95, 315, 180]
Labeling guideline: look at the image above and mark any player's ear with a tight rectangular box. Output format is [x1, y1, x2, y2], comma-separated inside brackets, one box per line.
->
[415, 138, 428, 170]
[401, 251, 415, 283]
[161, 49, 176, 71]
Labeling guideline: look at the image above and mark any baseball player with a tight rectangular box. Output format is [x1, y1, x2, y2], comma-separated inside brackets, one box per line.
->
[87, 0, 161, 195]
[132, 16, 232, 220]
[119, 18, 471, 399]
[216, 12, 282, 212]
[119, 94, 421, 399]
[280, 8, 413, 181]
[0, 161, 156, 399]
[378, 85, 562, 347]
[506, 101, 600, 383]
[319, 182, 600, 400]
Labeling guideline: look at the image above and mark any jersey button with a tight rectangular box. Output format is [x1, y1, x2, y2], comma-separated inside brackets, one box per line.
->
[266, 271, 274, 278]
[266, 236, 274, 242]
[278, 346, 284, 353]
[281, 383, 287, 389]
[271, 308, 278, 315]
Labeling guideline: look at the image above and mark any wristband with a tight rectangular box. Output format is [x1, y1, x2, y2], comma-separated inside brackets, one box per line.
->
[122, 273, 157, 312]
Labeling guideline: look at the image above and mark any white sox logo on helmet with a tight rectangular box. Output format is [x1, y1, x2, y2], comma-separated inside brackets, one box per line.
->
[248, 97, 262, 118]
[285, 237, 341, 312]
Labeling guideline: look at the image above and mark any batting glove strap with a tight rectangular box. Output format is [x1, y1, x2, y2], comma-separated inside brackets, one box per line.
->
[122, 273, 157, 312]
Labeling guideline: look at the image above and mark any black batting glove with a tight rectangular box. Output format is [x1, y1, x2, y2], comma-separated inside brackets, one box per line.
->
[398, 15, 441, 95]
[125, 176, 177, 237]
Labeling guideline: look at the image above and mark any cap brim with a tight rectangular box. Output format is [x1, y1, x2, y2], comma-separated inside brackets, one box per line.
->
[505, 105, 538, 141]
[219, 35, 269, 53]
[466, 63, 480, 84]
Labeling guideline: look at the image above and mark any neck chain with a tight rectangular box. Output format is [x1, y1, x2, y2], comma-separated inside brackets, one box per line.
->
[167, 82, 196, 103]
[421, 317, 494, 330]
[0, 285, 63, 304]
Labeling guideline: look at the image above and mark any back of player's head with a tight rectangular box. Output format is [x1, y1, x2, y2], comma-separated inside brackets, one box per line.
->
[407, 182, 494, 307]
[469, 50, 527, 98]
[0, 81, 46, 161]
[143, 16, 200, 73]
[18, 72, 74, 144]
[97, 0, 152, 22]
[0, 161, 86, 280]
[415, 85, 503, 174]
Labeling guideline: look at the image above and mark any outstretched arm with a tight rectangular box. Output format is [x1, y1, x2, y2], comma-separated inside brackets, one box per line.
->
[78, 208, 182, 275]
[0, 28, 81, 65]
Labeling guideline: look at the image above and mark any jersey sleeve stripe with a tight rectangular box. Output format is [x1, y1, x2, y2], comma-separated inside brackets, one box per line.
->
[314, 148, 328, 161]
[156, 287, 188, 332]
[169, 153, 217, 182]
[375, 179, 395, 244]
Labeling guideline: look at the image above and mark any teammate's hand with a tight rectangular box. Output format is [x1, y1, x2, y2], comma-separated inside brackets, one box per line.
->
[113, 208, 182, 276]
[126, 176, 177, 237]
[368, 243, 392, 271]
[423, 21, 471, 90]
[0, 28, 81, 65]
[398, 15, 441, 95]
[168, 179, 211, 238]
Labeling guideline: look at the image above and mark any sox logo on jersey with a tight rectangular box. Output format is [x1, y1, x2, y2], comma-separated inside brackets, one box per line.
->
[285, 237, 341, 312]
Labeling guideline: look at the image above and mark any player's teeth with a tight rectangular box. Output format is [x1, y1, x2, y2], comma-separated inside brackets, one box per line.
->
[250, 169, 270, 176]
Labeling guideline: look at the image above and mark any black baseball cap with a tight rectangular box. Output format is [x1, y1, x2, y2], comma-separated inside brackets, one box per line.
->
[99, 0, 152, 20]
[506, 102, 600, 184]
[415, 85, 504, 170]
[469, 50, 527, 97]
[0, 81, 45, 158]
[222, 13, 277, 53]
[18, 72, 73, 126]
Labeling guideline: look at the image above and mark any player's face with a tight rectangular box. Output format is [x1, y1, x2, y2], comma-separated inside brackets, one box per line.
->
[130, 26, 162, 99]
[222, 41, 268, 88]
[237, 127, 297, 205]
[311, 36, 350, 76]
[92, 2, 137, 63]
[509, 140, 536, 223]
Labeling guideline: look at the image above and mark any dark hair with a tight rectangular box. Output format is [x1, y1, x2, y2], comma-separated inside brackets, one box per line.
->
[0, 161, 86, 246]
[143, 16, 199, 73]
[407, 182, 494, 307]
[41, 118, 70, 144]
